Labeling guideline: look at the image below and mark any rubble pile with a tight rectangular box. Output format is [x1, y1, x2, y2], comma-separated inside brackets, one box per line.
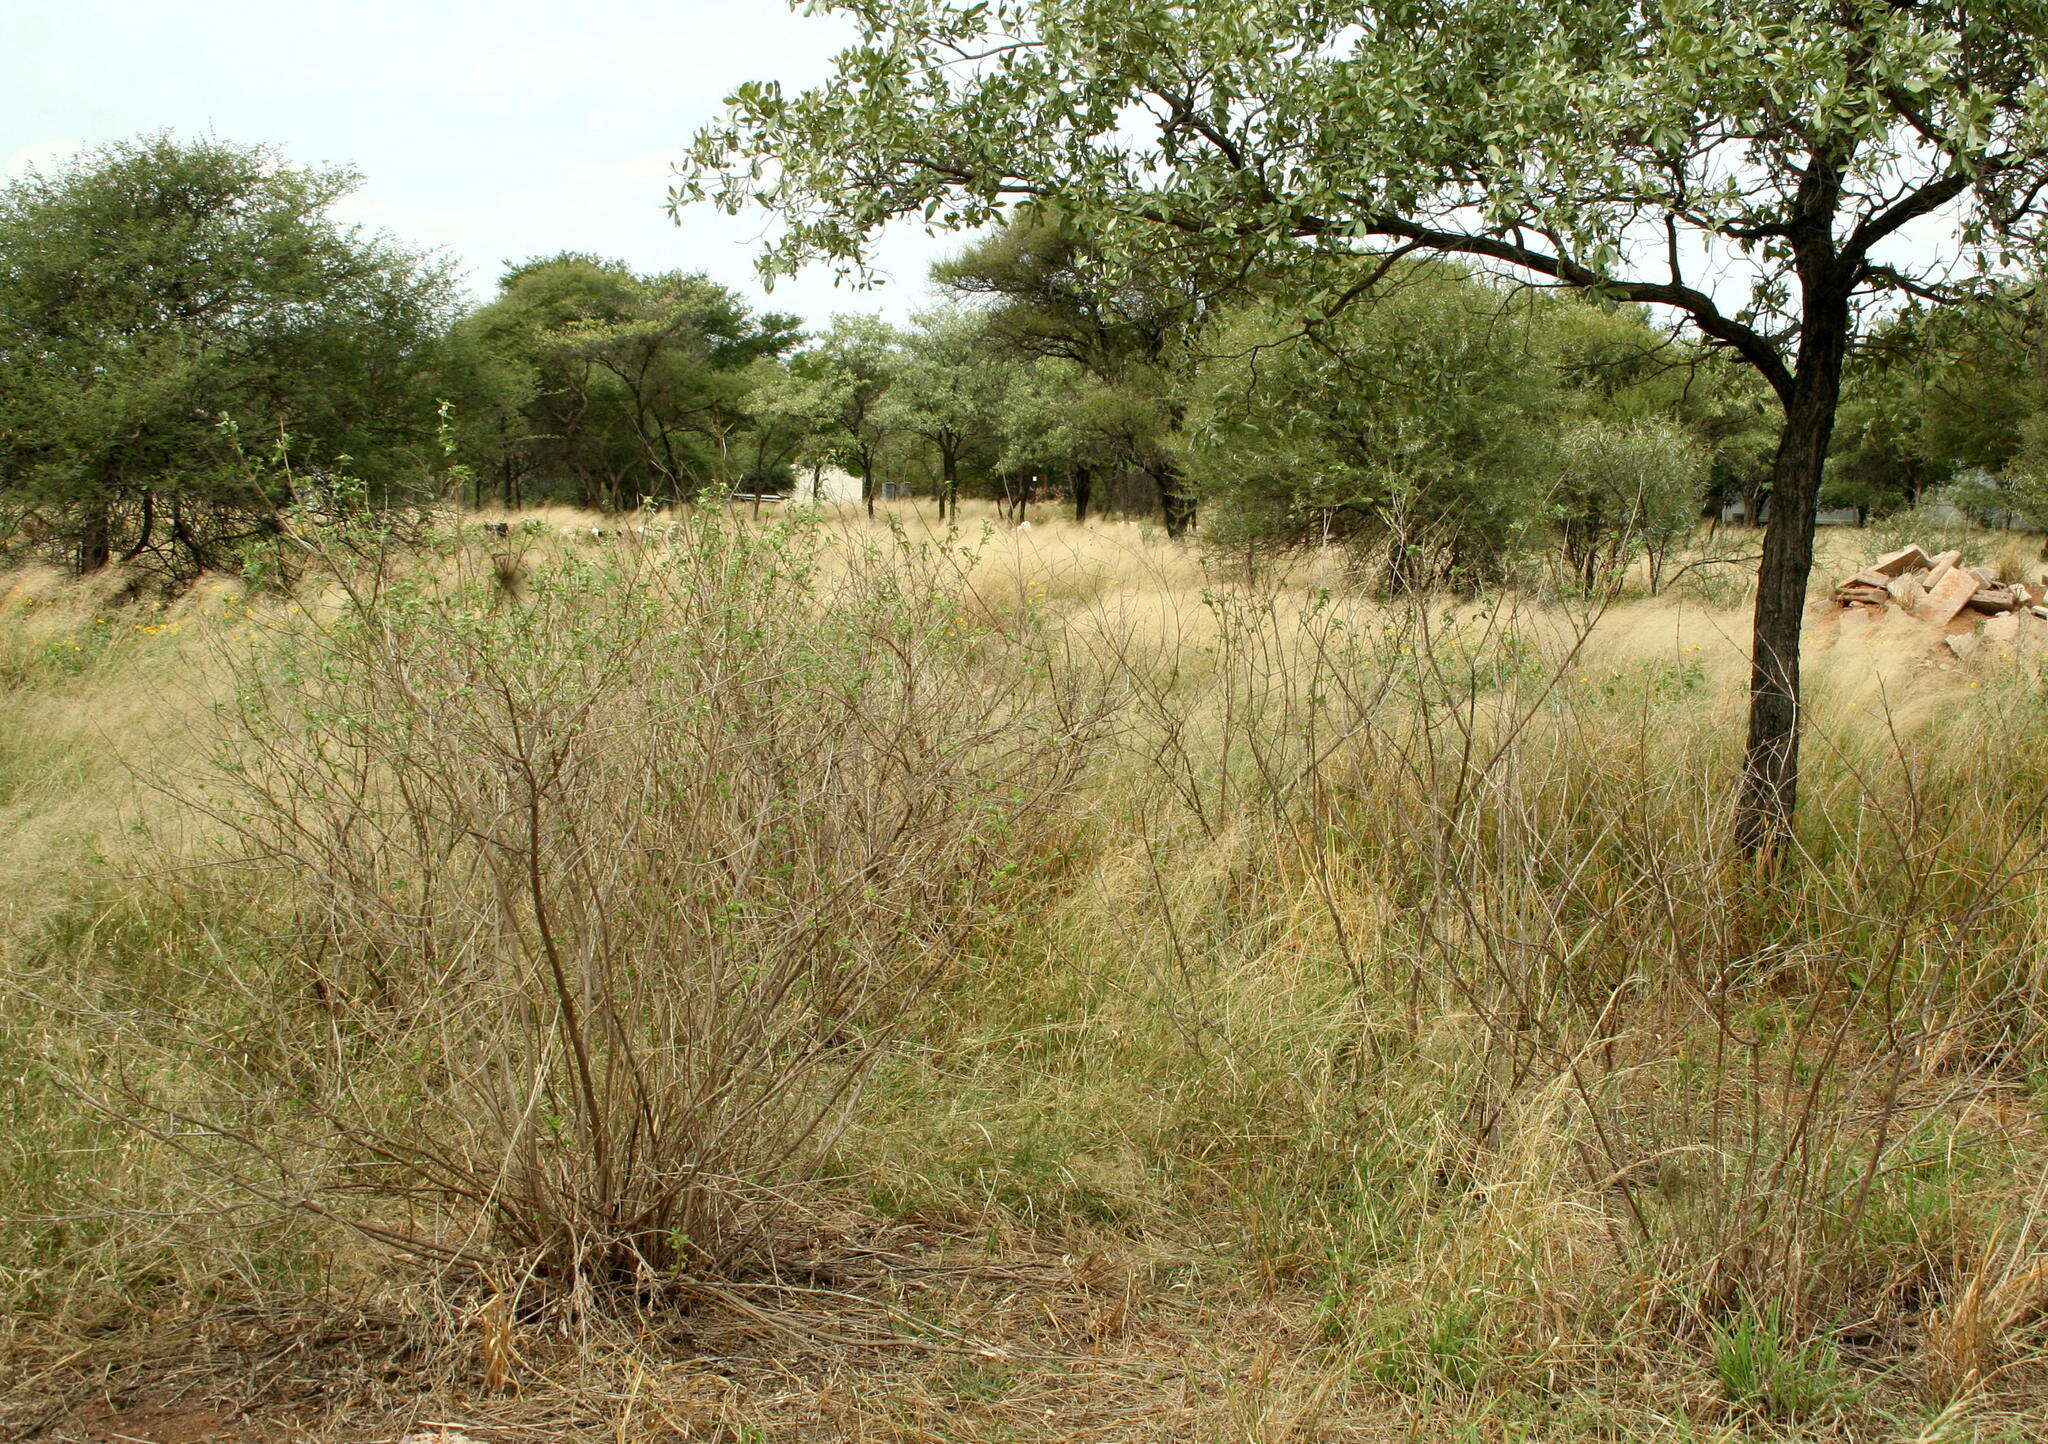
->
[1830, 544, 2048, 658]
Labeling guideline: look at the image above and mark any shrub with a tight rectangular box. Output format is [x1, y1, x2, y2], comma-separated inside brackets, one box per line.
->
[1183, 265, 1554, 588]
[1547, 417, 1711, 592]
[81, 511, 1104, 1299]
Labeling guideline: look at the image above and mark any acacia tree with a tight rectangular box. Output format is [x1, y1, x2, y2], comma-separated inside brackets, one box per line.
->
[994, 356, 1121, 522]
[1828, 285, 2048, 520]
[448, 256, 797, 507]
[1550, 419, 1714, 591]
[551, 270, 798, 497]
[731, 358, 814, 495]
[0, 134, 454, 576]
[680, 0, 2048, 854]
[1184, 262, 1558, 582]
[777, 316, 902, 513]
[932, 217, 1211, 534]
[883, 307, 1007, 518]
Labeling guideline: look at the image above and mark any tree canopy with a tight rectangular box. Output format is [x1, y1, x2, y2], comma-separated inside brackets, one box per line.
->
[445, 254, 800, 509]
[680, 0, 2048, 850]
[0, 134, 456, 576]
[880, 307, 1008, 518]
[935, 216, 1212, 532]
[1185, 263, 1557, 577]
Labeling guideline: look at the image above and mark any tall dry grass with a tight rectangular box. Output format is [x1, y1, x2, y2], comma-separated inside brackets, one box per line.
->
[6, 503, 2048, 1438]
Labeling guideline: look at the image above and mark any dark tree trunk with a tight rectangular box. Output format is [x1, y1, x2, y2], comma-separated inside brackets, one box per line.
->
[77, 498, 113, 574]
[168, 496, 207, 573]
[862, 459, 875, 518]
[1738, 478, 1767, 528]
[1155, 461, 1195, 538]
[1072, 464, 1092, 523]
[1734, 305, 1849, 859]
[942, 449, 959, 520]
[120, 488, 157, 563]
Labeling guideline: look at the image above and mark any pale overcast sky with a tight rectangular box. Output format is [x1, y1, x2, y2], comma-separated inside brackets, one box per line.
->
[3, 0, 965, 323]
[8, 0, 1973, 336]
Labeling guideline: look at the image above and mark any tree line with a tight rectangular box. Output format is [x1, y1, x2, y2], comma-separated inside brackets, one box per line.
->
[1, 134, 2042, 596]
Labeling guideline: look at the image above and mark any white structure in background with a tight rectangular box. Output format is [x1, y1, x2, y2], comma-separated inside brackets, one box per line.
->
[730, 467, 866, 508]
[783, 466, 865, 506]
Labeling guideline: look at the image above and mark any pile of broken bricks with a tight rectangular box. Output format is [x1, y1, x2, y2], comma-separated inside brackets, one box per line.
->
[1831, 543, 2048, 660]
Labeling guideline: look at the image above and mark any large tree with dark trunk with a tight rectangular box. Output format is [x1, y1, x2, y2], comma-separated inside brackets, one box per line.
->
[445, 255, 799, 509]
[680, 0, 2048, 855]
[880, 306, 1007, 519]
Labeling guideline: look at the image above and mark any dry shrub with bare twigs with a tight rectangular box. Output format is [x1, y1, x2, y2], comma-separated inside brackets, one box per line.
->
[80, 510, 1105, 1301]
[1040, 561, 2048, 1406]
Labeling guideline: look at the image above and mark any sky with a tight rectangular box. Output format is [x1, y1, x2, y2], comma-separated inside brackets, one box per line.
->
[5, 0, 1975, 338]
[3, 0, 964, 323]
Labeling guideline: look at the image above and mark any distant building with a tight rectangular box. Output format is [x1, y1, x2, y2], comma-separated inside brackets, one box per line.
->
[787, 467, 865, 506]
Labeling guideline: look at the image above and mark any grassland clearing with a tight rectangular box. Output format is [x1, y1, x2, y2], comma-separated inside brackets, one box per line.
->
[4, 506, 2048, 1441]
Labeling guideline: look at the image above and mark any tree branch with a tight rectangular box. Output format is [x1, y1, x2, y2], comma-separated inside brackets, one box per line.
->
[1305, 212, 1795, 403]
[1842, 171, 1972, 263]
[1857, 262, 1971, 306]
[907, 157, 1799, 401]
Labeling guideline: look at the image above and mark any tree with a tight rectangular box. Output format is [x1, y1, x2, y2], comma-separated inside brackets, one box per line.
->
[743, 359, 839, 501]
[447, 255, 798, 508]
[992, 356, 1121, 522]
[681, 0, 2048, 854]
[932, 216, 1210, 534]
[1683, 356, 1783, 529]
[727, 357, 813, 495]
[1529, 297, 1721, 583]
[1831, 284, 2048, 521]
[780, 316, 901, 515]
[0, 134, 456, 577]
[437, 306, 542, 511]
[550, 269, 798, 497]
[1183, 263, 1556, 582]
[883, 307, 1007, 518]
[1549, 418, 1713, 591]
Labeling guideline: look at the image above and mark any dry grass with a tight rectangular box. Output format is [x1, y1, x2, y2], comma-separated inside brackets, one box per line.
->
[6, 503, 2048, 1441]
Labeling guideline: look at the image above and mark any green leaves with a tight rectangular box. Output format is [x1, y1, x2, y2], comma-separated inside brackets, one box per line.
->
[0, 135, 457, 576]
[682, 0, 2048, 375]
[1183, 261, 1559, 571]
[445, 256, 802, 504]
